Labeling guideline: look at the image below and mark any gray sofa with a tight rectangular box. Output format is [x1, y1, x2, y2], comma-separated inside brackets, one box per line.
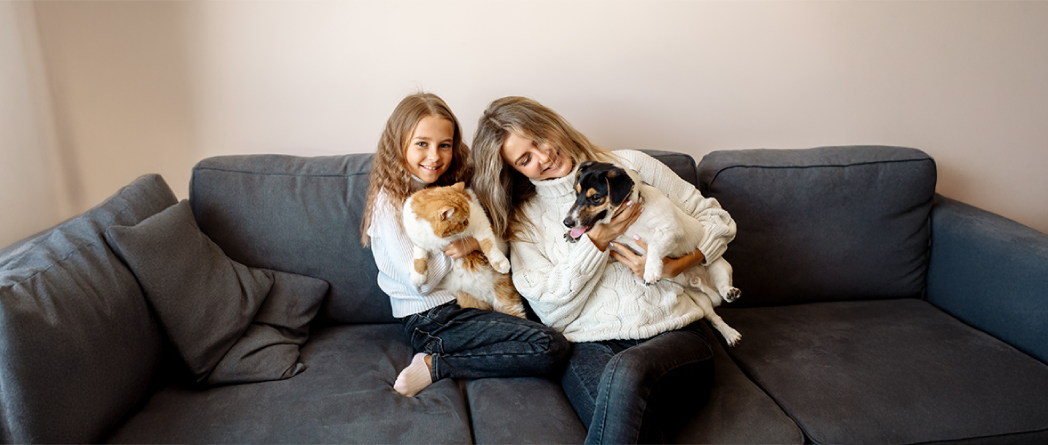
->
[2, 146, 1046, 444]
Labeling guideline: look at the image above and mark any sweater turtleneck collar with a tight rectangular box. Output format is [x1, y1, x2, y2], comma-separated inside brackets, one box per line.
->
[531, 164, 580, 199]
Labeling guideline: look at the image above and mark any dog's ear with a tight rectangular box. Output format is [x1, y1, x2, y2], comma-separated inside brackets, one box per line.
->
[606, 167, 635, 206]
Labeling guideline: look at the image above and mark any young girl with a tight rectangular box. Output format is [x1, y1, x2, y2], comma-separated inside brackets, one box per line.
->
[360, 93, 569, 397]
[471, 96, 736, 443]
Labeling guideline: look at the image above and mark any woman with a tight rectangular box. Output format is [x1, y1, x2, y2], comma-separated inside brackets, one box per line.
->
[470, 96, 737, 443]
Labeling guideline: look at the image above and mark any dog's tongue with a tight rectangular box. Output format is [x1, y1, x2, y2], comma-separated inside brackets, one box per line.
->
[570, 226, 589, 239]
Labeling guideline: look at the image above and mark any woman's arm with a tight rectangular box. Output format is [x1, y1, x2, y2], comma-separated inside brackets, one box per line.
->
[617, 150, 737, 265]
[610, 237, 705, 280]
[510, 232, 610, 331]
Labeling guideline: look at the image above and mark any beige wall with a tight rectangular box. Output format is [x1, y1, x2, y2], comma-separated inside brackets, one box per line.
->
[1, 1, 65, 247]
[4, 0, 1047, 247]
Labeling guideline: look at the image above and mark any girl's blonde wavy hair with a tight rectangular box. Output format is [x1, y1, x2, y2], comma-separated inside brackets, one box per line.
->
[470, 96, 615, 240]
[360, 93, 471, 246]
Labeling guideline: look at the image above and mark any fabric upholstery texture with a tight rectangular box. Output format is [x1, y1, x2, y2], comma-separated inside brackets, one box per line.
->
[466, 377, 587, 444]
[928, 195, 1048, 364]
[207, 269, 328, 385]
[697, 145, 936, 306]
[190, 154, 385, 324]
[105, 324, 474, 444]
[672, 323, 804, 444]
[188, 150, 696, 325]
[105, 200, 329, 385]
[0, 174, 176, 444]
[719, 299, 1048, 444]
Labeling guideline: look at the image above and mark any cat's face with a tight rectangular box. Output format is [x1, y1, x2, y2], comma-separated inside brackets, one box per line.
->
[409, 183, 471, 238]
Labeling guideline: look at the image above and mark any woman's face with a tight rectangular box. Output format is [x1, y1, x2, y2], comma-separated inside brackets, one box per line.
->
[500, 132, 573, 181]
[404, 115, 455, 184]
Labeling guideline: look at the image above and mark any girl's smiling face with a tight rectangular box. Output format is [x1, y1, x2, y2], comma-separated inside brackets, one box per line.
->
[501, 132, 573, 181]
[404, 115, 455, 183]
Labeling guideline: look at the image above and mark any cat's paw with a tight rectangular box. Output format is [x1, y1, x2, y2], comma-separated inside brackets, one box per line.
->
[490, 257, 511, 274]
[410, 271, 426, 288]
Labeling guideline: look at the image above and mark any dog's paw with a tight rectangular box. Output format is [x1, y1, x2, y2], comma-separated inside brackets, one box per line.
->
[643, 270, 662, 286]
[723, 287, 741, 303]
[563, 232, 579, 243]
[721, 328, 742, 347]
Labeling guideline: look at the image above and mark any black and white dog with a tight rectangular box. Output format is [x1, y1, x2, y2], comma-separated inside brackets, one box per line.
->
[563, 161, 742, 345]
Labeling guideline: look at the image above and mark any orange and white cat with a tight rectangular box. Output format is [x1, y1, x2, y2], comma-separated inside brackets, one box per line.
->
[402, 182, 526, 318]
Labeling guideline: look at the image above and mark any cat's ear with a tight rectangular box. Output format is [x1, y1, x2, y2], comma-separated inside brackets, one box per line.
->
[440, 207, 456, 221]
[452, 182, 466, 191]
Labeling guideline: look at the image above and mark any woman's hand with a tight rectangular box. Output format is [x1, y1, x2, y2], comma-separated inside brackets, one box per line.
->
[443, 237, 480, 259]
[587, 198, 644, 251]
[609, 236, 706, 280]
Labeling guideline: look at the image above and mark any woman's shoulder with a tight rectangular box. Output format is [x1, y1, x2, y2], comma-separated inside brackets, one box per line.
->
[609, 149, 655, 167]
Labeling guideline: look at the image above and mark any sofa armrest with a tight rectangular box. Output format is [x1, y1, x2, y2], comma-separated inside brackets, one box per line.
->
[927, 194, 1048, 364]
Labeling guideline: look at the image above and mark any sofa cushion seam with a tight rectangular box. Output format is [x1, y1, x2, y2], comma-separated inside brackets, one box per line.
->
[707, 157, 935, 190]
[192, 166, 369, 178]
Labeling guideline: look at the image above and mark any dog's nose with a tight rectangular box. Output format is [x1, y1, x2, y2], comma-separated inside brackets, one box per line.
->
[563, 217, 574, 228]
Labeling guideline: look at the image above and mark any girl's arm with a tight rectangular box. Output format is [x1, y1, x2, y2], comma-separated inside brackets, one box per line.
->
[509, 232, 610, 332]
[617, 150, 737, 265]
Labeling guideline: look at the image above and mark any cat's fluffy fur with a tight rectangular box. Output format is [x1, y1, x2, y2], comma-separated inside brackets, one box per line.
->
[402, 182, 526, 318]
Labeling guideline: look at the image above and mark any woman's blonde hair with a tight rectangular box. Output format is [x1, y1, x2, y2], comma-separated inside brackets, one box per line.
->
[471, 96, 613, 240]
[360, 92, 471, 246]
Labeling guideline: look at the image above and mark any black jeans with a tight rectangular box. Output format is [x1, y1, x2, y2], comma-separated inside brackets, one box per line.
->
[399, 301, 570, 380]
[561, 322, 715, 444]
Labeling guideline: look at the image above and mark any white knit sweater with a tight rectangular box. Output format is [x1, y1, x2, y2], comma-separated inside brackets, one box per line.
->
[509, 150, 737, 342]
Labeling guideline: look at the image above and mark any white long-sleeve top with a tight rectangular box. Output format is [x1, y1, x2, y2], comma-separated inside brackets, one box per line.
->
[367, 187, 456, 318]
[509, 150, 737, 342]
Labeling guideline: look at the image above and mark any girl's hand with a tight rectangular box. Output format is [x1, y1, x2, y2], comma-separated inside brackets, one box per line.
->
[443, 237, 480, 259]
[587, 198, 644, 251]
[610, 236, 706, 280]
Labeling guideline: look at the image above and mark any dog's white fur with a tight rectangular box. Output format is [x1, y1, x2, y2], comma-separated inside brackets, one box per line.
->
[403, 183, 526, 318]
[565, 166, 743, 345]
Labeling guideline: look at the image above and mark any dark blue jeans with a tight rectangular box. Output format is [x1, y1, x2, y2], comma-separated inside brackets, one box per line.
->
[399, 301, 570, 380]
[561, 322, 714, 444]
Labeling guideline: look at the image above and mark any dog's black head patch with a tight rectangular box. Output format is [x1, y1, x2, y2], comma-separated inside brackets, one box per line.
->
[562, 161, 635, 241]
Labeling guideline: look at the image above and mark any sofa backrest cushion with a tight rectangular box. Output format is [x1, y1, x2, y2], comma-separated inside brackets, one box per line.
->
[188, 150, 697, 325]
[190, 154, 388, 324]
[697, 146, 936, 306]
[0, 174, 176, 444]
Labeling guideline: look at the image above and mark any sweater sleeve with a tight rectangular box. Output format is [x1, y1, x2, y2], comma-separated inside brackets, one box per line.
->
[509, 229, 610, 332]
[617, 150, 737, 265]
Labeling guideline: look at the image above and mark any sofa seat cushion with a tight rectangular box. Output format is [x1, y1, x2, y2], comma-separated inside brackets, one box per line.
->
[719, 299, 1048, 444]
[105, 324, 473, 444]
[464, 321, 803, 445]
[466, 377, 587, 444]
[672, 322, 804, 444]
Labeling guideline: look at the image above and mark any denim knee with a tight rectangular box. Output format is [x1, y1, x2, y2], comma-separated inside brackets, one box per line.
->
[542, 327, 572, 374]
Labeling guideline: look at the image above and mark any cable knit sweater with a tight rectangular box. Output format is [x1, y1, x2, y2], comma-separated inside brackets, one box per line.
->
[509, 150, 737, 342]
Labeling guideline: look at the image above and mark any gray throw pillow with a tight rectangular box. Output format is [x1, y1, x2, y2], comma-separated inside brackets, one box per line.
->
[207, 269, 327, 385]
[105, 200, 328, 384]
